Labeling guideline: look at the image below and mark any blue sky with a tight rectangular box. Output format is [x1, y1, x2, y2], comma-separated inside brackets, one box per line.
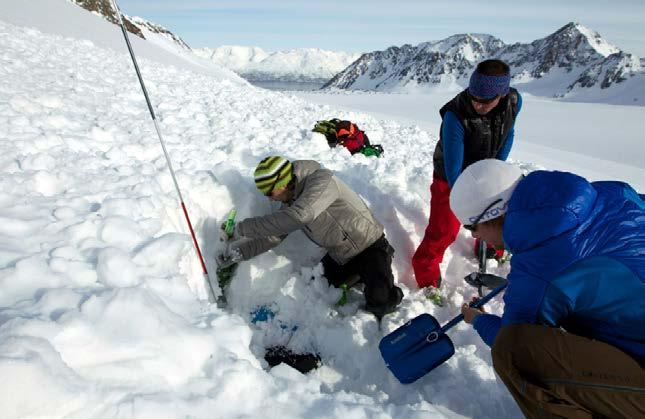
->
[116, 0, 645, 55]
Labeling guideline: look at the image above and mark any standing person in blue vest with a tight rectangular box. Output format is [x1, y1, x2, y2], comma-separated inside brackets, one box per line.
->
[451, 159, 645, 418]
[412, 59, 522, 303]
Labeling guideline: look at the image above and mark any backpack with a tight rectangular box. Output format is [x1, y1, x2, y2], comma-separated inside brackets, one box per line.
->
[312, 119, 384, 157]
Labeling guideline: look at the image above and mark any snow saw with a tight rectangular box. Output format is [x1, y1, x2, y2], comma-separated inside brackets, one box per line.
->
[216, 208, 238, 304]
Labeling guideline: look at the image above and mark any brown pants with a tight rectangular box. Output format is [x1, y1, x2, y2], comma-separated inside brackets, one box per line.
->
[492, 324, 645, 419]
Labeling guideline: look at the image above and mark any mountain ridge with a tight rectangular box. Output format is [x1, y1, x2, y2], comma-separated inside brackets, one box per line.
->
[70, 0, 191, 51]
[194, 45, 361, 82]
[62, 3, 643, 103]
[323, 22, 643, 103]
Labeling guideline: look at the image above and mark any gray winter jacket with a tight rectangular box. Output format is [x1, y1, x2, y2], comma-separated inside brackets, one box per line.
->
[235, 160, 384, 265]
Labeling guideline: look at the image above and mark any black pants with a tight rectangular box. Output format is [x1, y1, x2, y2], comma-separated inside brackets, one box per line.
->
[322, 236, 401, 315]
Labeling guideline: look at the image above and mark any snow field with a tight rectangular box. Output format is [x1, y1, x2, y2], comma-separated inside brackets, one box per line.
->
[0, 19, 521, 418]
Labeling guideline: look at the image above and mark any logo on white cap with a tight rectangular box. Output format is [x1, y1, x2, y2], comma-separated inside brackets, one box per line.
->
[450, 159, 524, 226]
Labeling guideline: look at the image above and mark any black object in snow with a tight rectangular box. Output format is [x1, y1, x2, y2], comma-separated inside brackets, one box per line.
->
[264, 346, 321, 374]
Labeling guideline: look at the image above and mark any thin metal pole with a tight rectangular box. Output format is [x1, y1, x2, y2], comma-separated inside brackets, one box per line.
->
[108, 0, 217, 302]
[477, 240, 487, 297]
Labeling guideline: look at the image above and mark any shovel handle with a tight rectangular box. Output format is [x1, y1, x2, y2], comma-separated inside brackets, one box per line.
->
[440, 283, 507, 333]
[478, 240, 487, 274]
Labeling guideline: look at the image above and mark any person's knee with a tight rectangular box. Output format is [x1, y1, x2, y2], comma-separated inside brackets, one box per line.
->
[412, 244, 428, 262]
[492, 324, 531, 371]
[365, 286, 389, 305]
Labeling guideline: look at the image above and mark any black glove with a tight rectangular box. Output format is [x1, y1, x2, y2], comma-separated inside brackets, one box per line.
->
[464, 272, 508, 290]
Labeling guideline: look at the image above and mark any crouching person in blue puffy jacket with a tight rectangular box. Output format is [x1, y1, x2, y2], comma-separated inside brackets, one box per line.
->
[450, 159, 645, 418]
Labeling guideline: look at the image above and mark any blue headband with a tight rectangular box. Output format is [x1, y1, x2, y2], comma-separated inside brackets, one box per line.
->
[468, 71, 511, 100]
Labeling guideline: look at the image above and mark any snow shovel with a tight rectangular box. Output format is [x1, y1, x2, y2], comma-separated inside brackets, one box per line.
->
[379, 283, 507, 384]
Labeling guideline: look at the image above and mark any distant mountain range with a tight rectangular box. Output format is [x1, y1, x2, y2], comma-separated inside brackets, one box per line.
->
[323, 23, 644, 103]
[193, 46, 361, 83]
[68, 1, 643, 104]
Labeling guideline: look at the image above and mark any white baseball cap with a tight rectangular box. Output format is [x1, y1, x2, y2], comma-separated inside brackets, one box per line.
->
[450, 159, 524, 226]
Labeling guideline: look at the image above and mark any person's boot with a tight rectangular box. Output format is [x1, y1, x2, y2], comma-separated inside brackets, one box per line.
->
[423, 276, 445, 306]
[425, 287, 445, 307]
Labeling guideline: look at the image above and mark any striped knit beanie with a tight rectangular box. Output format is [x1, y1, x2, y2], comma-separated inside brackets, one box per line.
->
[254, 156, 294, 195]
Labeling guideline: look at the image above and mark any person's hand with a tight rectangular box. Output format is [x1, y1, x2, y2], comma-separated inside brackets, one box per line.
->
[216, 246, 242, 269]
[219, 222, 242, 242]
[462, 296, 486, 324]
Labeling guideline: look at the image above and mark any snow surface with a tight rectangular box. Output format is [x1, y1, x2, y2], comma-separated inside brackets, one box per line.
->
[295, 90, 645, 191]
[1, 1, 643, 419]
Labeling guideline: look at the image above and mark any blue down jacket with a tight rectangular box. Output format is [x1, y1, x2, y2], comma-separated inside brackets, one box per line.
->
[474, 170, 645, 361]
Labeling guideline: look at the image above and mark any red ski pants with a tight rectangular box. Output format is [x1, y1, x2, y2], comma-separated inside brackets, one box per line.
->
[412, 176, 460, 288]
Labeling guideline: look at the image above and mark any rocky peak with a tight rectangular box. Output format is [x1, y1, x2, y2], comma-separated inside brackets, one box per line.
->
[70, 0, 144, 39]
[70, 0, 191, 50]
[539, 22, 619, 57]
[129, 16, 190, 49]
[504, 22, 621, 79]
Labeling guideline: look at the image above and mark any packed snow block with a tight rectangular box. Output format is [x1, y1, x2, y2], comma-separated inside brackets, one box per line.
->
[379, 314, 455, 384]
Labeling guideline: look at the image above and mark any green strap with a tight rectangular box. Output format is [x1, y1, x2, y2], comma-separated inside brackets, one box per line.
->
[336, 283, 349, 306]
[223, 208, 237, 238]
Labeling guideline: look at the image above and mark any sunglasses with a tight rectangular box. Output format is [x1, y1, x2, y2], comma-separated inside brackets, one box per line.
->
[463, 198, 503, 231]
[469, 92, 499, 105]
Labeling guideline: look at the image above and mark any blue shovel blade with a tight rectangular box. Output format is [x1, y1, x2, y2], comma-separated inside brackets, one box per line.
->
[379, 313, 455, 384]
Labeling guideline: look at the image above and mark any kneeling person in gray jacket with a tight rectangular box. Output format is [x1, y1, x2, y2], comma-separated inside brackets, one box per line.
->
[218, 156, 403, 319]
